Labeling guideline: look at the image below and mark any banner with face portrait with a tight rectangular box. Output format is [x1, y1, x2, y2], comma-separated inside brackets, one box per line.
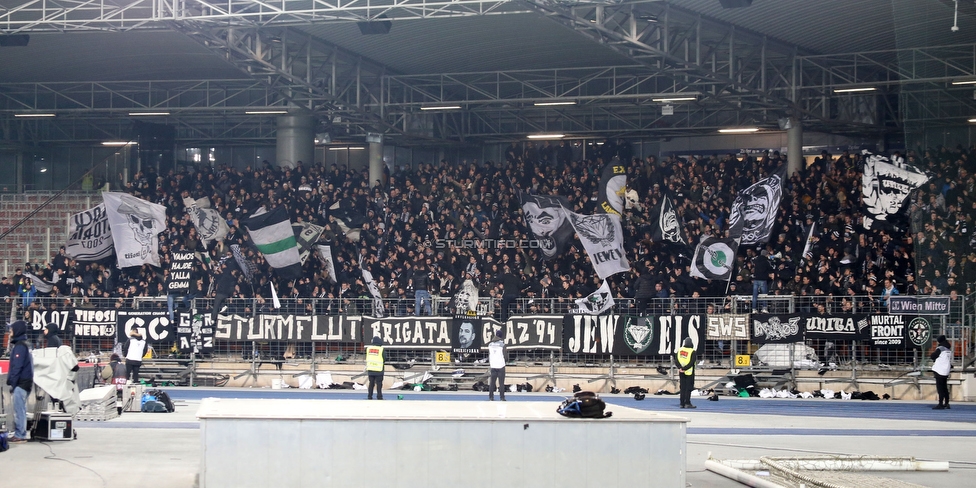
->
[518, 191, 575, 261]
[729, 165, 786, 245]
[860, 150, 928, 230]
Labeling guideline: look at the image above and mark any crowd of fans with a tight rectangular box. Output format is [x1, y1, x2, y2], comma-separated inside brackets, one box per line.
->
[6, 141, 976, 322]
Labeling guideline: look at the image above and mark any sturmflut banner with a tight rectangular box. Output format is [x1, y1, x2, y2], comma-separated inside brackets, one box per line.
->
[214, 314, 361, 342]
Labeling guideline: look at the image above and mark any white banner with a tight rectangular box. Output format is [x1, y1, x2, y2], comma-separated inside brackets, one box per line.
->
[65, 203, 114, 261]
[183, 196, 228, 247]
[571, 281, 615, 315]
[103, 192, 167, 268]
[568, 212, 630, 279]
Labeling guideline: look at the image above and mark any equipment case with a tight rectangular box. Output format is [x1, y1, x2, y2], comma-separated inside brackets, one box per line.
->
[33, 412, 74, 441]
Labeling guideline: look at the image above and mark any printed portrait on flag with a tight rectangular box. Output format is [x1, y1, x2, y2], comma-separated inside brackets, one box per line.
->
[860, 150, 928, 229]
[728, 166, 785, 245]
[102, 192, 166, 268]
[520, 192, 574, 261]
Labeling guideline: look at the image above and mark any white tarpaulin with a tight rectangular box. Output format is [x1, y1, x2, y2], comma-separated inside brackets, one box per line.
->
[31, 345, 81, 414]
[753, 343, 819, 369]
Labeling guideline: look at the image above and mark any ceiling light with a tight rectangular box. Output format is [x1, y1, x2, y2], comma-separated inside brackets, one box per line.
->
[534, 101, 576, 106]
[14, 113, 55, 117]
[102, 141, 136, 146]
[527, 134, 565, 140]
[652, 97, 697, 102]
[953, 80, 976, 85]
[39, 167, 48, 173]
[833, 87, 877, 93]
[329, 146, 366, 150]
[245, 110, 289, 115]
[420, 105, 461, 111]
[969, 118, 976, 123]
[129, 112, 170, 116]
[718, 127, 759, 133]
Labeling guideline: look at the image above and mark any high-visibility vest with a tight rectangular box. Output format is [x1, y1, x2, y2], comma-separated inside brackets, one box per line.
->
[365, 345, 384, 372]
[677, 347, 694, 376]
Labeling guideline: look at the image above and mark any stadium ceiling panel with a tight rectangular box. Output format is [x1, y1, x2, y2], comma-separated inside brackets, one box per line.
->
[0, 0, 974, 144]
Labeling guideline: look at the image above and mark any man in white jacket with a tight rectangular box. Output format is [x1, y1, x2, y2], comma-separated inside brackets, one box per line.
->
[488, 329, 506, 401]
[930, 334, 953, 410]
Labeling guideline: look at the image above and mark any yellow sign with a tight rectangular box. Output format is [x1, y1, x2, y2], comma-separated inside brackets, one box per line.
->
[735, 355, 751, 367]
[435, 351, 451, 364]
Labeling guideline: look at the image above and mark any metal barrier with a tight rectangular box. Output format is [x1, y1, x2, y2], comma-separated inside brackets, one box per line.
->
[6, 293, 974, 389]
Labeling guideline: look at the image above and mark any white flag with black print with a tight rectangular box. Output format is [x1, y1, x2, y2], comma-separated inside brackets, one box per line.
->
[183, 196, 229, 248]
[571, 281, 615, 315]
[292, 222, 325, 265]
[23, 270, 56, 294]
[568, 211, 630, 279]
[316, 245, 338, 284]
[728, 165, 786, 245]
[102, 192, 167, 268]
[690, 236, 739, 281]
[360, 259, 386, 318]
[65, 203, 114, 261]
[649, 192, 689, 246]
[860, 150, 928, 229]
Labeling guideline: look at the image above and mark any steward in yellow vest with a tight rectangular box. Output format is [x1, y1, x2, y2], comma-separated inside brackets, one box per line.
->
[365, 336, 386, 400]
[675, 337, 697, 409]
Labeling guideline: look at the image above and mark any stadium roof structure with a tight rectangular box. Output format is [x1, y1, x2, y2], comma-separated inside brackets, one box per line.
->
[1, 0, 974, 146]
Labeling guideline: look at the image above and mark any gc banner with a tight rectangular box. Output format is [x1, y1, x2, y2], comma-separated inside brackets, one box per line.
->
[364, 316, 452, 349]
[214, 314, 361, 342]
[497, 315, 561, 350]
[116, 310, 175, 343]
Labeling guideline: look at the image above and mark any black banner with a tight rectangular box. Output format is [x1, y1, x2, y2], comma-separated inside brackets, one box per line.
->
[117, 310, 176, 343]
[167, 251, 195, 294]
[865, 314, 909, 348]
[71, 309, 117, 338]
[214, 314, 361, 342]
[452, 316, 486, 353]
[888, 296, 950, 315]
[497, 315, 561, 350]
[562, 314, 706, 356]
[364, 316, 451, 349]
[750, 314, 804, 344]
[905, 316, 933, 349]
[803, 315, 868, 341]
[30, 310, 70, 332]
[177, 313, 215, 354]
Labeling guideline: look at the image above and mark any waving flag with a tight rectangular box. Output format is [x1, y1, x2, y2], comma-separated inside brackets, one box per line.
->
[183, 196, 229, 248]
[102, 192, 167, 268]
[65, 203, 114, 261]
[649, 192, 689, 246]
[571, 281, 615, 315]
[568, 211, 630, 279]
[598, 157, 627, 215]
[690, 236, 739, 281]
[729, 165, 786, 245]
[518, 191, 574, 261]
[860, 150, 928, 229]
[245, 206, 302, 280]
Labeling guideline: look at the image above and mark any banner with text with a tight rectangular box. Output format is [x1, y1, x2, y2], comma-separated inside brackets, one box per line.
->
[705, 314, 750, 340]
[562, 314, 706, 356]
[71, 309, 117, 338]
[177, 313, 215, 354]
[167, 252, 195, 294]
[364, 316, 452, 349]
[497, 315, 562, 350]
[214, 314, 361, 343]
[116, 310, 176, 343]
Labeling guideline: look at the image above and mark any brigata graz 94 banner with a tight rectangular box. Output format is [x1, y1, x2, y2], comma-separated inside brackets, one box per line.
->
[563, 314, 706, 356]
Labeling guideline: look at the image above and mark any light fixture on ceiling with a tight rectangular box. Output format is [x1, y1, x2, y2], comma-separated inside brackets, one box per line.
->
[420, 105, 462, 111]
[833, 87, 877, 93]
[129, 112, 170, 116]
[652, 97, 697, 102]
[951, 79, 976, 85]
[527, 134, 565, 140]
[329, 146, 366, 150]
[969, 118, 976, 123]
[39, 167, 48, 173]
[245, 110, 289, 115]
[951, 0, 960, 32]
[102, 141, 136, 146]
[534, 101, 577, 106]
[718, 127, 759, 133]
[14, 113, 55, 117]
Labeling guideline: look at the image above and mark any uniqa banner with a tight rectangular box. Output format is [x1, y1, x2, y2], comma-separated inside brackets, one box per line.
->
[214, 314, 361, 343]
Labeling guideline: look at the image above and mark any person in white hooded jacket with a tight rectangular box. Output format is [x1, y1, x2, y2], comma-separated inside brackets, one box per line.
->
[930, 334, 953, 410]
[487, 329, 507, 401]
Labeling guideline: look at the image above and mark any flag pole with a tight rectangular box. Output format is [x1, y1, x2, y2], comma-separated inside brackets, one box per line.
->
[722, 237, 741, 298]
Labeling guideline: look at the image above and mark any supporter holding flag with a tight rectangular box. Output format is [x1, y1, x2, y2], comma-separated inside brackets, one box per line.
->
[598, 157, 627, 216]
[728, 165, 786, 245]
[245, 206, 302, 280]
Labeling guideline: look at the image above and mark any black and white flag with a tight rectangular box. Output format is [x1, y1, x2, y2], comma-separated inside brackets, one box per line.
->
[518, 191, 575, 261]
[360, 260, 386, 318]
[24, 271, 56, 294]
[316, 245, 338, 284]
[568, 211, 630, 279]
[728, 165, 786, 245]
[649, 192, 689, 246]
[103, 192, 167, 268]
[183, 196, 229, 248]
[571, 281, 615, 315]
[292, 222, 325, 265]
[230, 244, 259, 283]
[689, 236, 738, 281]
[598, 157, 627, 216]
[65, 203, 114, 261]
[860, 150, 928, 229]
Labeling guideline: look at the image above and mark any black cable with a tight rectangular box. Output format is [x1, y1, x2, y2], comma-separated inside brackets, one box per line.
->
[40, 441, 108, 488]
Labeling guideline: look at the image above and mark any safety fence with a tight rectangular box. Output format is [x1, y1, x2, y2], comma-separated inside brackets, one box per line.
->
[9, 293, 973, 383]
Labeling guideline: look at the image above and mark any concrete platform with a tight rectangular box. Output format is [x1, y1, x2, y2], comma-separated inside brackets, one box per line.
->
[3, 388, 975, 488]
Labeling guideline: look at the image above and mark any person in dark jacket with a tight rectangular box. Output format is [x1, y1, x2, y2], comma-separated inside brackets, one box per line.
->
[42, 323, 63, 348]
[633, 268, 655, 315]
[364, 336, 386, 400]
[675, 337, 697, 409]
[211, 262, 239, 324]
[6, 320, 34, 442]
[412, 264, 432, 316]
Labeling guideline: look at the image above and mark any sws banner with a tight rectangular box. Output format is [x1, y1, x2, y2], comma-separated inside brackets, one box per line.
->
[562, 314, 706, 356]
[116, 310, 176, 343]
[705, 314, 750, 340]
[214, 314, 361, 342]
[177, 313, 215, 354]
[364, 316, 452, 349]
[496, 315, 562, 350]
